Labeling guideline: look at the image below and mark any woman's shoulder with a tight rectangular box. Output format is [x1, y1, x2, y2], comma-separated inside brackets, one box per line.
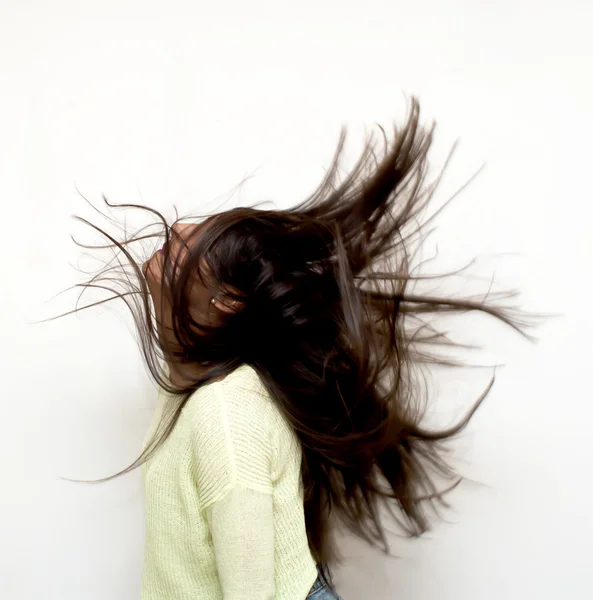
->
[185, 364, 277, 426]
[185, 364, 301, 477]
[218, 363, 267, 392]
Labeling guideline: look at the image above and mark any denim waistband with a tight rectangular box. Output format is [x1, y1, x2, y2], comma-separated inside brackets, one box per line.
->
[308, 563, 333, 594]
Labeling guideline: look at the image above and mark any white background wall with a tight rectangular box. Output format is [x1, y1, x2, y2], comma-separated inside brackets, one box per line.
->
[1, 1, 592, 598]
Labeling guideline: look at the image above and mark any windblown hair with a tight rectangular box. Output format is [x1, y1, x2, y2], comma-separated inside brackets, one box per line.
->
[61, 99, 531, 580]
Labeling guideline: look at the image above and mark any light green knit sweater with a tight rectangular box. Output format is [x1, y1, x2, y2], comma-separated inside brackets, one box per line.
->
[141, 364, 318, 600]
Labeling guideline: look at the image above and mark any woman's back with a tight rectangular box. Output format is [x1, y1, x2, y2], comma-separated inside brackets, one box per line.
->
[142, 364, 318, 600]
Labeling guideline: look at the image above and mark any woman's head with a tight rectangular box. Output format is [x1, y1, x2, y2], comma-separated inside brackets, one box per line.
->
[141, 205, 362, 389]
[141, 216, 245, 384]
[63, 98, 532, 566]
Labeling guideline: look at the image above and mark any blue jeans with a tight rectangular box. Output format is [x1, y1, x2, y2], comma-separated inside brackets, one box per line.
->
[306, 564, 343, 599]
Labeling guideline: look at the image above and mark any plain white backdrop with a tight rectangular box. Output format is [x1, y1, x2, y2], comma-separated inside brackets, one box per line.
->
[1, 1, 592, 598]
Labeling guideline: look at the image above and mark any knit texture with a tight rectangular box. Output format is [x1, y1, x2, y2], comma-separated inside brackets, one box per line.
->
[141, 364, 318, 600]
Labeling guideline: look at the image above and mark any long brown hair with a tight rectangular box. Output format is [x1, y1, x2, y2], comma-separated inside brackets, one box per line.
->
[56, 98, 533, 578]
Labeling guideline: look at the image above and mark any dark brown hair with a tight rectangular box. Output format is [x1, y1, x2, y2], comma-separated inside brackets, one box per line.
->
[57, 98, 533, 588]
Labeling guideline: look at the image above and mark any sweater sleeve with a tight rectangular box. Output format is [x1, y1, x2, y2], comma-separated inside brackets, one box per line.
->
[206, 486, 274, 600]
[190, 378, 275, 599]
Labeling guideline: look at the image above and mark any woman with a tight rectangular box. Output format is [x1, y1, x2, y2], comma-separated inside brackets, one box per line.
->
[67, 99, 528, 599]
